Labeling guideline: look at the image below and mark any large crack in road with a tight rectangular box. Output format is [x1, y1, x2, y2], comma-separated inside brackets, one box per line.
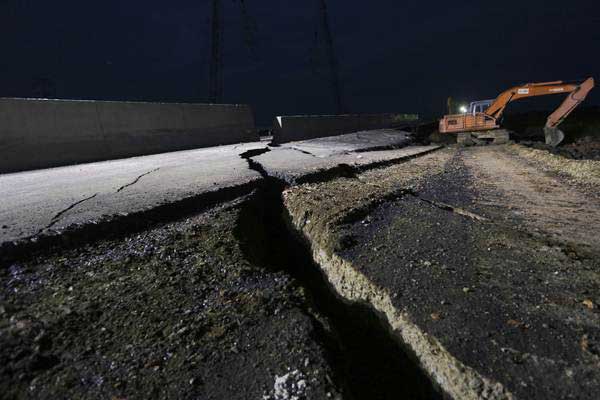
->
[237, 147, 496, 399]
[235, 182, 441, 399]
[2, 144, 599, 399]
[239, 144, 445, 398]
[0, 144, 444, 399]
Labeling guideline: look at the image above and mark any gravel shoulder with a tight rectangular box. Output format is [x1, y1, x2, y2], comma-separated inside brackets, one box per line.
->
[283, 146, 600, 399]
[508, 144, 600, 188]
[462, 146, 600, 254]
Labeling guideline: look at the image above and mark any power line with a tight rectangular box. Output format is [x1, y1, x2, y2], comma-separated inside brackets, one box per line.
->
[208, 0, 224, 103]
[316, 0, 344, 114]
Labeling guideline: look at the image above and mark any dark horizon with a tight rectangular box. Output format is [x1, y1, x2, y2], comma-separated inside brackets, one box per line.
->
[1, 0, 598, 125]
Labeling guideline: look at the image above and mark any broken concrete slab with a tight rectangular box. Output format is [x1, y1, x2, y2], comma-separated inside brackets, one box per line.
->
[5, 130, 598, 399]
[0, 142, 448, 399]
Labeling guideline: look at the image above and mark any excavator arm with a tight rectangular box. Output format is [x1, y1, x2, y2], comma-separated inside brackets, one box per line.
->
[542, 78, 595, 145]
[487, 81, 579, 117]
[545, 78, 595, 128]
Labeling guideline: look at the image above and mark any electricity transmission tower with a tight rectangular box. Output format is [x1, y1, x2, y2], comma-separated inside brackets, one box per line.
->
[207, 0, 257, 103]
[208, 0, 224, 103]
[313, 0, 344, 114]
[239, 0, 258, 60]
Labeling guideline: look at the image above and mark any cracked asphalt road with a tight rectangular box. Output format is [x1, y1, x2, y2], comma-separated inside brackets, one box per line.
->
[0, 130, 437, 400]
[0, 143, 265, 244]
[0, 130, 419, 247]
[4, 132, 598, 399]
[116, 168, 160, 193]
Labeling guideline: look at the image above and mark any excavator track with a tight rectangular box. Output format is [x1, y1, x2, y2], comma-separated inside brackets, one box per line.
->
[457, 129, 510, 146]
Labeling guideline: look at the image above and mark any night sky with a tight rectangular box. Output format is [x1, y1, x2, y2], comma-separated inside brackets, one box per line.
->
[1, 0, 599, 125]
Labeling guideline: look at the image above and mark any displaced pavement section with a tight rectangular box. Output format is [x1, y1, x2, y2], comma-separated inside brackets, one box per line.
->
[283, 146, 600, 399]
[0, 197, 343, 399]
[0, 98, 257, 173]
[0, 129, 436, 250]
[0, 132, 449, 399]
[256, 129, 440, 184]
[6, 128, 597, 398]
[0, 142, 265, 247]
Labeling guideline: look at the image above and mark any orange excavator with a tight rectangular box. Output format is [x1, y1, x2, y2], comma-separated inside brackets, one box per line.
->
[439, 77, 595, 146]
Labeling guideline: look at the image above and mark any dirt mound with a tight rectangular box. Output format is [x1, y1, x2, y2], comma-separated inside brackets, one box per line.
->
[520, 137, 600, 160]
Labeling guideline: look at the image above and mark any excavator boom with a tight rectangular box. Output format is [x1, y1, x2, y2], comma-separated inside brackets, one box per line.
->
[439, 77, 595, 146]
[485, 80, 582, 120]
[543, 78, 595, 146]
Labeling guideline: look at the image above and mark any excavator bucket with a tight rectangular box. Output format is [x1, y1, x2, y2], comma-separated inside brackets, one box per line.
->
[544, 127, 565, 147]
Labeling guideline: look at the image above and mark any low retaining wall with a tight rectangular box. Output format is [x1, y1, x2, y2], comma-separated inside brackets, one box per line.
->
[271, 113, 418, 144]
[0, 98, 257, 173]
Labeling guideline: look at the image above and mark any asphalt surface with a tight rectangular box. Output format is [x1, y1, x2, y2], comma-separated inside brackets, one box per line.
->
[0, 129, 423, 247]
[283, 146, 600, 399]
[257, 131, 438, 184]
[0, 143, 264, 244]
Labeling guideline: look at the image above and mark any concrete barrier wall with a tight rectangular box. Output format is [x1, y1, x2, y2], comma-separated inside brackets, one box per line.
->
[0, 98, 257, 173]
[271, 113, 418, 144]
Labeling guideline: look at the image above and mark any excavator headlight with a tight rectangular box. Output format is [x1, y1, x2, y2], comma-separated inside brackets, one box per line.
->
[459, 106, 468, 113]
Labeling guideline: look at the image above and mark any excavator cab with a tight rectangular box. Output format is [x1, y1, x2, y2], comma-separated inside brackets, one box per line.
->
[466, 100, 494, 115]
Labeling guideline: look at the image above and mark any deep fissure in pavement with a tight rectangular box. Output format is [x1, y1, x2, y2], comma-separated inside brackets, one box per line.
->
[234, 181, 442, 399]
[2, 147, 443, 398]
